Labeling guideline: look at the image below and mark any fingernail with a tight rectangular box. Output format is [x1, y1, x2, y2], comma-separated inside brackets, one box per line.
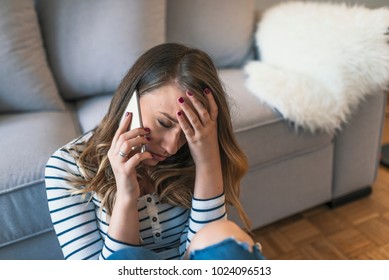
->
[178, 97, 185, 103]
[144, 127, 151, 133]
[125, 112, 130, 117]
[177, 111, 182, 116]
[187, 91, 193, 96]
[204, 88, 211, 94]
[145, 136, 151, 141]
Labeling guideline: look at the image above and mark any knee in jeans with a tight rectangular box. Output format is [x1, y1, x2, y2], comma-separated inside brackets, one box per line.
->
[186, 220, 254, 258]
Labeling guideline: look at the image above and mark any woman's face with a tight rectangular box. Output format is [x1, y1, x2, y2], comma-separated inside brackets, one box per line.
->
[139, 83, 188, 166]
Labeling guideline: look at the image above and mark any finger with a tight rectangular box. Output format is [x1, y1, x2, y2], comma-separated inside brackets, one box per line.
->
[124, 151, 153, 169]
[176, 110, 194, 139]
[115, 127, 150, 154]
[186, 91, 212, 125]
[118, 134, 151, 157]
[112, 112, 133, 149]
[177, 96, 203, 131]
[204, 88, 218, 121]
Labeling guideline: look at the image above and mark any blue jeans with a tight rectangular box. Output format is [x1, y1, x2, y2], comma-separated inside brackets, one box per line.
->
[107, 238, 265, 260]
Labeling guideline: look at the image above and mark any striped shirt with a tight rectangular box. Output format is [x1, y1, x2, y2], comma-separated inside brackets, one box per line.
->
[45, 132, 227, 260]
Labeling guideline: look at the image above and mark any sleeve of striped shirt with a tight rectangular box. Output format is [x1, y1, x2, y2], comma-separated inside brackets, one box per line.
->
[186, 192, 227, 248]
[45, 148, 139, 260]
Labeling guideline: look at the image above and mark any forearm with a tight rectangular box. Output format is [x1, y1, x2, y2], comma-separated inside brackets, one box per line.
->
[193, 147, 223, 199]
[108, 195, 140, 245]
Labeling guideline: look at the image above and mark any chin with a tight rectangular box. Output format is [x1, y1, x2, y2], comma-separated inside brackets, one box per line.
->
[142, 158, 159, 166]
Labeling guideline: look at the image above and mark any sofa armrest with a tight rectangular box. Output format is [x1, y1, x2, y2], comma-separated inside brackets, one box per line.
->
[332, 91, 387, 199]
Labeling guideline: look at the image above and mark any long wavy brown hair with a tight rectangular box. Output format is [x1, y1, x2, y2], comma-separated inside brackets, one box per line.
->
[67, 43, 251, 230]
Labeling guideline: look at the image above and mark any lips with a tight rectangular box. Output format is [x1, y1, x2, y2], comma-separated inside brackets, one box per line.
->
[143, 145, 168, 161]
[149, 151, 167, 161]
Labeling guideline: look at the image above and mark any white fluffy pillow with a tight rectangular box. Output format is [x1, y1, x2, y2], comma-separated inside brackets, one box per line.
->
[245, 2, 389, 133]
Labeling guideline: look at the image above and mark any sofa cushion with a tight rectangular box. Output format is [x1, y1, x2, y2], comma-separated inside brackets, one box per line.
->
[0, 0, 65, 113]
[219, 69, 333, 168]
[36, 0, 166, 100]
[0, 112, 78, 252]
[167, 0, 256, 68]
[76, 95, 113, 133]
[0, 231, 64, 260]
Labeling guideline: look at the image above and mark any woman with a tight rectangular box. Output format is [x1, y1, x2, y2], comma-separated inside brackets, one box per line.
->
[45, 43, 264, 260]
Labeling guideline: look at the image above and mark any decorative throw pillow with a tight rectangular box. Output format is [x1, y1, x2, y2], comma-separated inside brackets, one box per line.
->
[0, 0, 65, 112]
[36, 0, 166, 100]
[167, 0, 256, 68]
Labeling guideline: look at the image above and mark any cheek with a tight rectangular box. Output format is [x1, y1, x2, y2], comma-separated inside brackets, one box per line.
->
[179, 133, 187, 147]
[144, 123, 165, 145]
[141, 112, 158, 133]
[140, 108, 152, 128]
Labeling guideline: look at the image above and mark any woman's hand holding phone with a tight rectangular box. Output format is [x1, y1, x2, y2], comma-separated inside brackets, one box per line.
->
[107, 112, 151, 246]
[107, 112, 152, 200]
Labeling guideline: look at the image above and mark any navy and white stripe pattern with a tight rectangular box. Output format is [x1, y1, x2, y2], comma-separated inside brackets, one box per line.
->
[45, 132, 226, 260]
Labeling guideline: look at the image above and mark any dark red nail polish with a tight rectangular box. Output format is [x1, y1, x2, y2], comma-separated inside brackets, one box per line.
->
[178, 97, 185, 103]
[204, 88, 211, 94]
[177, 111, 182, 116]
[145, 136, 151, 141]
[187, 91, 193, 96]
[144, 127, 151, 133]
[125, 112, 130, 117]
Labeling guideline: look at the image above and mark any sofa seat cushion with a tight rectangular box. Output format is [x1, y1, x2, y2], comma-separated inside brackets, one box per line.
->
[0, 112, 78, 250]
[219, 69, 333, 168]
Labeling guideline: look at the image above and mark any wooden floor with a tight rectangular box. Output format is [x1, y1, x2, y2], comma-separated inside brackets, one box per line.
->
[253, 98, 389, 260]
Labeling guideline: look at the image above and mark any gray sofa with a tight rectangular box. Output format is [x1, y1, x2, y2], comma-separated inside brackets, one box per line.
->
[0, 0, 386, 260]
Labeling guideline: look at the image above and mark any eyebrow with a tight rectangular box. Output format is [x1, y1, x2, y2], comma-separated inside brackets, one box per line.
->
[160, 111, 178, 123]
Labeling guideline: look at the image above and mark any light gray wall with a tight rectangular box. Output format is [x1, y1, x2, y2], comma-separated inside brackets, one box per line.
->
[256, 0, 389, 10]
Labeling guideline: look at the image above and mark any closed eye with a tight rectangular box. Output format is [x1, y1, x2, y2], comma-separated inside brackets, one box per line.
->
[158, 119, 172, 129]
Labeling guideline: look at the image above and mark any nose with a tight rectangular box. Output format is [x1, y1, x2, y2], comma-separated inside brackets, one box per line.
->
[160, 129, 184, 156]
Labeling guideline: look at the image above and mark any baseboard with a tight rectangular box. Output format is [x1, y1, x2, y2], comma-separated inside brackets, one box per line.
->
[326, 186, 372, 208]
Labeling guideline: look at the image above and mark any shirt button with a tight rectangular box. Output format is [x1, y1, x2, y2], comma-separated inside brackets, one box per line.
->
[146, 197, 152, 203]
[152, 217, 157, 222]
[155, 232, 161, 237]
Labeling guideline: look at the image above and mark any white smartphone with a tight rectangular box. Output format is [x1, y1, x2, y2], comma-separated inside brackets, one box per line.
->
[120, 90, 146, 152]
